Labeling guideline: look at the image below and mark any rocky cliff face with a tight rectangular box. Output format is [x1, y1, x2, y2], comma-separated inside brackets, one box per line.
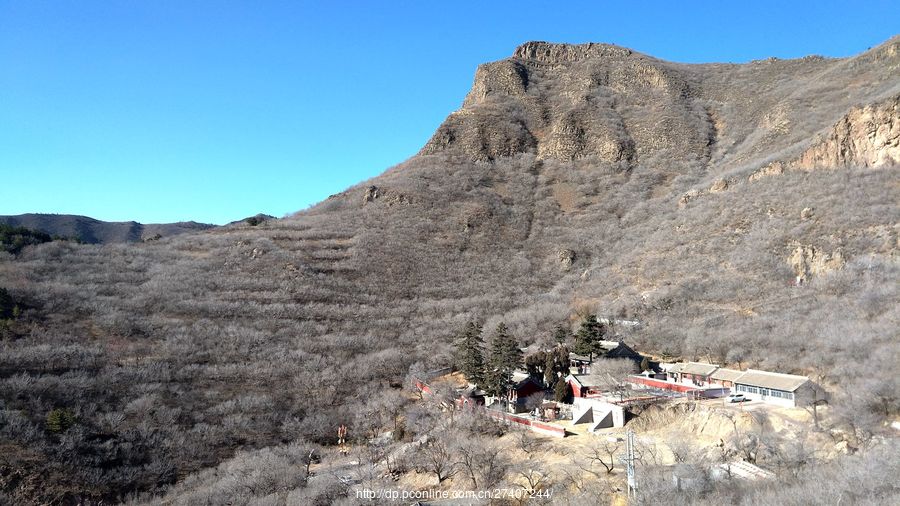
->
[512, 41, 635, 63]
[422, 38, 900, 180]
[749, 93, 900, 182]
[795, 93, 900, 169]
[421, 41, 710, 164]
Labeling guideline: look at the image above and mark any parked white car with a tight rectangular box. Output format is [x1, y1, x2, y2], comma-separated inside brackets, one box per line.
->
[727, 393, 747, 403]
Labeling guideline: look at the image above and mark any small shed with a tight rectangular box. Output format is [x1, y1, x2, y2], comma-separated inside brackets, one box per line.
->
[539, 401, 560, 421]
[569, 353, 593, 374]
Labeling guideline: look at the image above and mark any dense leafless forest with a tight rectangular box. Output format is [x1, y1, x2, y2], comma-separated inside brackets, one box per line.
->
[1, 38, 898, 504]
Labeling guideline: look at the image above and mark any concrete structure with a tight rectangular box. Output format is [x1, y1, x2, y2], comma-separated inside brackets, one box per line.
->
[672, 464, 708, 492]
[627, 375, 730, 399]
[713, 461, 775, 482]
[572, 397, 625, 431]
[732, 369, 825, 408]
[654, 361, 829, 406]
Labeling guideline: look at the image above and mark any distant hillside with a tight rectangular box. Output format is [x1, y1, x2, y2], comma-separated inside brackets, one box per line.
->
[226, 213, 276, 227]
[0, 213, 216, 244]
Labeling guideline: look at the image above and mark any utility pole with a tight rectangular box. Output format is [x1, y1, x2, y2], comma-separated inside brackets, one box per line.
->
[621, 429, 637, 498]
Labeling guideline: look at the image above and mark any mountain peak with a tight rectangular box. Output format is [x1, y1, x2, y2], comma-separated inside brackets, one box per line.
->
[512, 40, 635, 63]
[422, 37, 899, 166]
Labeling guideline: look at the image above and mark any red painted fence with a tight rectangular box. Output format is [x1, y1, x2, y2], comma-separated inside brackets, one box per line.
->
[484, 409, 567, 438]
[627, 375, 700, 393]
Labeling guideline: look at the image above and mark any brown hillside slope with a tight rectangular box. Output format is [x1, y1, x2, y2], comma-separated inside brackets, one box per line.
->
[0, 38, 897, 503]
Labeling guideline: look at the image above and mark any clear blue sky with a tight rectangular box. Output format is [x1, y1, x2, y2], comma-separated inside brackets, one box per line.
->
[1, 1, 897, 224]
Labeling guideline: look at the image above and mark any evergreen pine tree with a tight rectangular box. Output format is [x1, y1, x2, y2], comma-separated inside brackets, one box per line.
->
[553, 324, 570, 345]
[543, 352, 557, 387]
[455, 321, 486, 387]
[0, 288, 14, 320]
[573, 314, 605, 360]
[497, 322, 523, 372]
[554, 377, 571, 403]
[486, 322, 523, 400]
[544, 344, 570, 387]
[46, 408, 76, 433]
[525, 351, 547, 378]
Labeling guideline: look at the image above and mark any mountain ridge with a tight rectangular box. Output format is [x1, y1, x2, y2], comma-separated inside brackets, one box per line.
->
[0, 213, 217, 244]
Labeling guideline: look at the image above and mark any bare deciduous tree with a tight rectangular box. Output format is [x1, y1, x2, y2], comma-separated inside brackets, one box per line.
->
[583, 438, 622, 474]
[512, 427, 545, 456]
[453, 435, 508, 489]
[416, 435, 456, 483]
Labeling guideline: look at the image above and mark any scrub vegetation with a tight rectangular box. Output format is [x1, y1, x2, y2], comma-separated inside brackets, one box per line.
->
[0, 38, 898, 504]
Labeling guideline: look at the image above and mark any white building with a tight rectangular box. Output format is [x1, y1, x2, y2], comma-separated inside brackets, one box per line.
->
[732, 369, 825, 408]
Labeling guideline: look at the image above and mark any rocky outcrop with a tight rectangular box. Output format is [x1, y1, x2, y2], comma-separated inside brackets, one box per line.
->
[538, 109, 635, 162]
[748, 162, 785, 182]
[363, 185, 380, 203]
[557, 249, 576, 271]
[462, 61, 530, 107]
[362, 186, 411, 207]
[750, 94, 900, 181]
[421, 110, 537, 162]
[788, 244, 846, 283]
[513, 41, 634, 64]
[794, 94, 899, 170]
[677, 178, 731, 207]
[708, 178, 728, 193]
[678, 189, 701, 207]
